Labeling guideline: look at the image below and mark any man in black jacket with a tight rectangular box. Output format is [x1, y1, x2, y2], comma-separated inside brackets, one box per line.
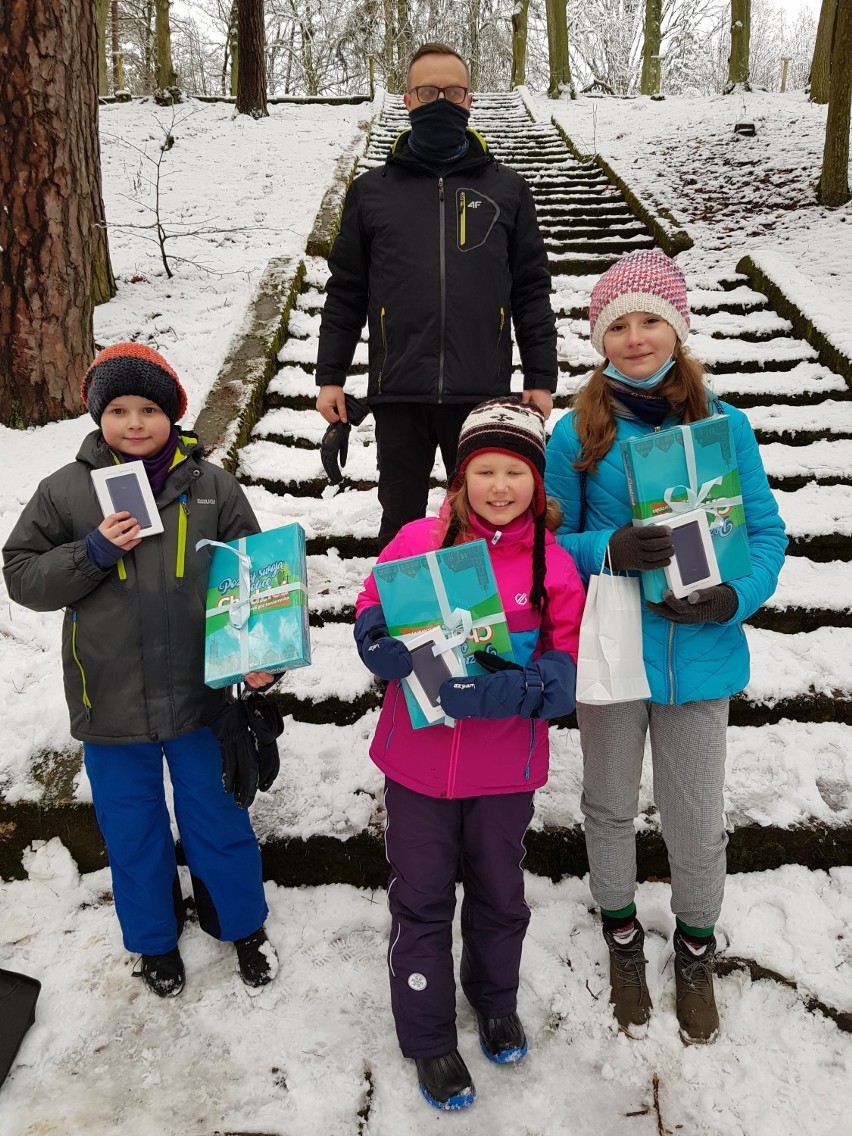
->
[316, 42, 557, 550]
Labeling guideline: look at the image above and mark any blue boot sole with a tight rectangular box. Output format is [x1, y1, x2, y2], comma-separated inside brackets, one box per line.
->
[479, 1037, 529, 1064]
[419, 1083, 477, 1110]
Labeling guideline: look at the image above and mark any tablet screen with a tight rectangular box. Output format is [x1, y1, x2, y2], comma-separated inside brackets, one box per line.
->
[409, 641, 453, 707]
[672, 520, 710, 586]
[107, 473, 152, 529]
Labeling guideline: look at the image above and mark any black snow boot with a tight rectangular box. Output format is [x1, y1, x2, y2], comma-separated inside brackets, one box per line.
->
[603, 921, 653, 1033]
[234, 926, 278, 987]
[415, 1049, 476, 1110]
[477, 1012, 528, 1064]
[139, 948, 185, 998]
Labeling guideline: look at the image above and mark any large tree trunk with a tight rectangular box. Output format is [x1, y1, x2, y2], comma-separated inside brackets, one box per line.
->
[544, 0, 575, 99]
[727, 0, 751, 89]
[810, 0, 838, 104]
[96, 0, 109, 96]
[818, 0, 852, 206]
[1, 0, 115, 427]
[641, 0, 663, 95]
[236, 0, 268, 117]
[155, 0, 177, 90]
[397, 0, 412, 90]
[382, 0, 398, 92]
[511, 0, 530, 88]
[111, 0, 126, 93]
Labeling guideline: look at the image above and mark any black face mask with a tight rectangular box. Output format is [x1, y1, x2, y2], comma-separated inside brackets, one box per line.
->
[408, 100, 470, 162]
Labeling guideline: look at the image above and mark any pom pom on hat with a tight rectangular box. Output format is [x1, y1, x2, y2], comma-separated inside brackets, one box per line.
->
[588, 250, 690, 357]
[449, 397, 547, 515]
[81, 343, 188, 425]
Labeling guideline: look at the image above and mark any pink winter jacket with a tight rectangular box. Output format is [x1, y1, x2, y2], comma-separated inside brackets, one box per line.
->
[355, 510, 585, 799]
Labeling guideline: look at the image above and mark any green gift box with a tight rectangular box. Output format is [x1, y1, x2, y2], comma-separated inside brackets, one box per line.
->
[620, 415, 752, 603]
[372, 538, 514, 729]
[198, 523, 310, 688]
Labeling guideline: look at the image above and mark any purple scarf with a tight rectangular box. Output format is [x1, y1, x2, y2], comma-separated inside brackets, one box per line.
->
[109, 428, 182, 496]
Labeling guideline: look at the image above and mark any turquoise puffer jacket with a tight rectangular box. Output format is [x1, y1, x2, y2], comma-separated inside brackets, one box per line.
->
[544, 401, 787, 704]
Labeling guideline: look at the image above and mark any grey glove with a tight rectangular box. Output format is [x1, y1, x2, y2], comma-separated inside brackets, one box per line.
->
[647, 585, 738, 625]
[608, 522, 674, 571]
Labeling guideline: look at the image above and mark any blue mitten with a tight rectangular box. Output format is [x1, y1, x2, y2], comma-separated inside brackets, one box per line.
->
[439, 650, 576, 720]
[354, 604, 413, 680]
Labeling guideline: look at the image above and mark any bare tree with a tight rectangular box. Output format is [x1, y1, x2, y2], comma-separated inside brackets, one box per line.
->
[545, 0, 576, 98]
[511, 0, 531, 87]
[236, 0, 268, 116]
[156, 0, 178, 90]
[97, 0, 110, 95]
[726, 0, 751, 89]
[641, 0, 663, 93]
[810, 0, 838, 103]
[818, 0, 851, 205]
[1, 0, 115, 426]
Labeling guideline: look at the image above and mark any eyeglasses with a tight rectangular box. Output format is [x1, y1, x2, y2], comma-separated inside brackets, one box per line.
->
[407, 85, 469, 104]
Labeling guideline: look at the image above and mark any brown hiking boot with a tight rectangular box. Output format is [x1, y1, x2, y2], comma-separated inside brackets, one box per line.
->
[673, 930, 719, 1044]
[603, 923, 652, 1033]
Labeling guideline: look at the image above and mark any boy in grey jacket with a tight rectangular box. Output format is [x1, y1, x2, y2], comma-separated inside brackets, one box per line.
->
[3, 344, 278, 997]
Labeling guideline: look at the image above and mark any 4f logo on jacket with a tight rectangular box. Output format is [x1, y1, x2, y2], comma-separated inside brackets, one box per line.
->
[456, 188, 500, 252]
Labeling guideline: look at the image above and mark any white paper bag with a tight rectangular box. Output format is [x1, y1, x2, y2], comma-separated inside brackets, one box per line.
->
[576, 558, 651, 705]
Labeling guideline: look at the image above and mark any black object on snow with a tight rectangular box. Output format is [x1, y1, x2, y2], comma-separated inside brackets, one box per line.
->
[0, 968, 41, 1090]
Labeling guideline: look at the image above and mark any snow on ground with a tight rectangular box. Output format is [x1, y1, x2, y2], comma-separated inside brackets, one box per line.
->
[3, 89, 852, 1135]
[1, 839, 851, 1136]
[546, 89, 852, 361]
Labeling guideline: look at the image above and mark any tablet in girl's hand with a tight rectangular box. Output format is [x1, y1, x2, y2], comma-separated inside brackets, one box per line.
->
[664, 509, 721, 599]
[91, 462, 164, 537]
[403, 628, 464, 726]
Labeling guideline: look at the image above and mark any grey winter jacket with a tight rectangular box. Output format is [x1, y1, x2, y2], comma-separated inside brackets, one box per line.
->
[2, 430, 259, 744]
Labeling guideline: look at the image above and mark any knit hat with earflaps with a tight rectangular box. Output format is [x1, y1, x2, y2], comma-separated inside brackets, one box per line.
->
[444, 397, 550, 612]
[588, 250, 690, 357]
[81, 343, 188, 425]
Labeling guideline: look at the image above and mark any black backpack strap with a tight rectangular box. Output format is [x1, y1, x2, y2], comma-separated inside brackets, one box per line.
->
[577, 453, 587, 534]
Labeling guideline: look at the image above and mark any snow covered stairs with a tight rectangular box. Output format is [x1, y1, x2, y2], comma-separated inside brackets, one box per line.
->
[233, 94, 852, 882]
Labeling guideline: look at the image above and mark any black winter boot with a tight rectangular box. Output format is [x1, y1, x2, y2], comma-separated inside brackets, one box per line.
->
[477, 1012, 528, 1064]
[603, 921, 652, 1033]
[139, 948, 185, 998]
[673, 930, 719, 1044]
[234, 926, 278, 988]
[414, 1049, 476, 1110]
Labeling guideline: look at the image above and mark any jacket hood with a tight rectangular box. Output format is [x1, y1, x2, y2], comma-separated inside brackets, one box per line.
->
[387, 127, 493, 173]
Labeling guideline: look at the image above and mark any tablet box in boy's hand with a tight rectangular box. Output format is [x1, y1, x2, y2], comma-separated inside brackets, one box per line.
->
[200, 523, 310, 688]
[620, 415, 752, 603]
[372, 538, 514, 729]
[91, 461, 164, 537]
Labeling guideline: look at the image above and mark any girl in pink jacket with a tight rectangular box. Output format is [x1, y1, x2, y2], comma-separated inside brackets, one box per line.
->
[354, 399, 584, 1110]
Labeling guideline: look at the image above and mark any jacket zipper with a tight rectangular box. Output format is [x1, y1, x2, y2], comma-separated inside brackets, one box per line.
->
[446, 719, 462, 798]
[438, 177, 446, 403]
[459, 191, 466, 247]
[378, 307, 388, 394]
[70, 611, 92, 717]
[176, 493, 188, 578]
[666, 621, 676, 703]
[525, 720, 536, 781]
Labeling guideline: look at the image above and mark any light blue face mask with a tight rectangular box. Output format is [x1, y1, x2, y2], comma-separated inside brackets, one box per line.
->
[603, 357, 675, 390]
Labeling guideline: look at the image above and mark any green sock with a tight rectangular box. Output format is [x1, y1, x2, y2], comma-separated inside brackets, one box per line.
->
[676, 917, 714, 941]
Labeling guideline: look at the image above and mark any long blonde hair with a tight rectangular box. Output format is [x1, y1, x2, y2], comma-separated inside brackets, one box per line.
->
[573, 340, 711, 474]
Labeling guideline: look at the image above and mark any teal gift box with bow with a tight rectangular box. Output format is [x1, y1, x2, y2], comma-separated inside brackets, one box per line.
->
[372, 539, 514, 729]
[620, 415, 752, 603]
[198, 524, 311, 688]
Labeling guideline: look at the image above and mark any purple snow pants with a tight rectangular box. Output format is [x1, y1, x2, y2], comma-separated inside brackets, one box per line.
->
[383, 777, 535, 1059]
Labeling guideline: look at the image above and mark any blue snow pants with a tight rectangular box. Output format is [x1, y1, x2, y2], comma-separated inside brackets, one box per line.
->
[83, 727, 268, 955]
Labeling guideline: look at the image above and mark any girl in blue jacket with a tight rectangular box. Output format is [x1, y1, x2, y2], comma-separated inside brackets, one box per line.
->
[544, 250, 786, 1044]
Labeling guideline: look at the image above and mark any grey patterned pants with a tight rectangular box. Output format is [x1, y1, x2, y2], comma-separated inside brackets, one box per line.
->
[577, 698, 729, 928]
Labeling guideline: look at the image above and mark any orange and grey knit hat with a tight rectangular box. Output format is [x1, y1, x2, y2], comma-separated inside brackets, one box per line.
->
[81, 343, 188, 424]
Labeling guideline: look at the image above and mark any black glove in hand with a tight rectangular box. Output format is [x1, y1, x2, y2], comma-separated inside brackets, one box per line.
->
[243, 690, 284, 792]
[320, 394, 370, 485]
[208, 700, 260, 809]
[608, 522, 674, 571]
[647, 584, 738, 625]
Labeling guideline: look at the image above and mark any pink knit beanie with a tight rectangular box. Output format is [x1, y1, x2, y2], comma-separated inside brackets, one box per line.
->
[588, 250, 690, 356]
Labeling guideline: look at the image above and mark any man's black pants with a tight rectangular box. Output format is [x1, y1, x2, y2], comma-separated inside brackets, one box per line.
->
[373, 402, 475, 552]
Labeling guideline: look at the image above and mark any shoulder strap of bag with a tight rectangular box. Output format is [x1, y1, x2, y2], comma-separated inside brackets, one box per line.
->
[577, 452, 587, 534]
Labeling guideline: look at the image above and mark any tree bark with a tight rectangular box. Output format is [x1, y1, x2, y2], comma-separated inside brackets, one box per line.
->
[111, 0, 125, 93]
[641, 0, 662, 95]
[236, 0, 268, 117]
[810, 0, 838, 104]
[727, 0, 751, 89]
[228, 1, 239, 97]
[397, 0, 412, 90]
[511, 0, 530, 88]
[96, 0, 109, 96]
[1, 0, 115, 426]
[382, 0, 398, 92]
[544, 0, 574, 99]
[818, 0, 852, 205]
[468, 0, 481, 90]
[155, 0, 177, 90]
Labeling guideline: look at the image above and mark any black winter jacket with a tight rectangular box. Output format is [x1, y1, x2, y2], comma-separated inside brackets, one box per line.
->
[316, 130, 557, 404]
[2, 431, 259, 745]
